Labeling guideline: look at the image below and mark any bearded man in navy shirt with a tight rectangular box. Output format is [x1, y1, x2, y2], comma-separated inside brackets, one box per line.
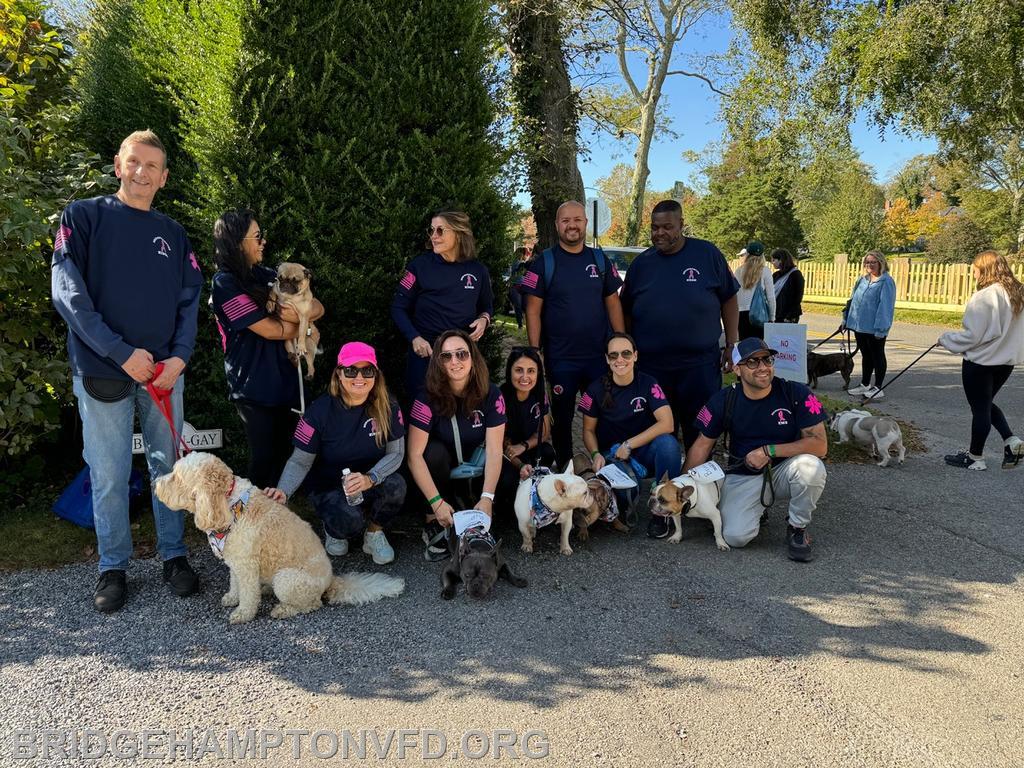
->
[684, 339, 828, 562]
[51, 130, 203, 613]
[620, 200, 740, 449]
[520, 200, 625, 464]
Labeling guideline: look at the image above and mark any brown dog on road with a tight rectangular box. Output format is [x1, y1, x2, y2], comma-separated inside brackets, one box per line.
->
[268, 262, 320, 378]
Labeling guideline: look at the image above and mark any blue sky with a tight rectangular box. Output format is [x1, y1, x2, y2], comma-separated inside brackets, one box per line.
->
[566, 9, 937, 199]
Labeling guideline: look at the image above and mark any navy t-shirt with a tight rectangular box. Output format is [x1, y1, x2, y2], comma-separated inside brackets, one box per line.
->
[51, 195, 203, 379]
[695, 379, 827, 475]
[503, 389, 549, 446]
[211, 266, 300, 407]
[408, 384, 507, 457]
[391, 252, 494, 344]
[620, 238, 738, 368]
[292, 394, 406, 492]
[518, 246, 622, 362]
[577, 372, 671, 451]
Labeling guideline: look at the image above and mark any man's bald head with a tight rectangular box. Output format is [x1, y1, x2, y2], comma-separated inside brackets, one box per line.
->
[556, 200, 587, 250]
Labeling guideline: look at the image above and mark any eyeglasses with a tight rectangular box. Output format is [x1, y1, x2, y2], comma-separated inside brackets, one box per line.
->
[340, 365, 376, 379]
[606, 350, 635, 361]
[244, 230, 266, 243]
[741, 355, 775, 369]
[863, 260, 879, 266]
[439, 349, 471, 363]
[427, 226, 447, 237]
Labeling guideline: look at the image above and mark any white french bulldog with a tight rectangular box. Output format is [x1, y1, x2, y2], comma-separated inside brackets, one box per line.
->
[649, 472, 730, 551]
[515, 461, 593, 556]
[830, 408, 905, 467]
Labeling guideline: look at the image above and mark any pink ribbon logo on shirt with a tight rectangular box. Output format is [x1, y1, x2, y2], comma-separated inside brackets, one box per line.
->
[471, 409, 484, 427]
[585, 264, 600, 278]
[772, 408, 792, 426]
[682, 267, 700, 282]
[363, 418, 378, 438]
[461, 273, 477, 289]
[152, 236, 172, 258]
[631, 396, 647, 413]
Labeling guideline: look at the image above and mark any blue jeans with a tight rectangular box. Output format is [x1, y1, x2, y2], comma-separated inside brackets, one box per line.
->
[607, 433, 682, 511]
[73, 375, 188, 572]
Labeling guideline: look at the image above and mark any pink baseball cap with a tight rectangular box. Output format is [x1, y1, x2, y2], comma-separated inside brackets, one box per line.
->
[337, 342, 378, 368]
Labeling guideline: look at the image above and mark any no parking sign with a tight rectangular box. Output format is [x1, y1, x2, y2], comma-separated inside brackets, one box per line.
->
[763, 323, 808, 384]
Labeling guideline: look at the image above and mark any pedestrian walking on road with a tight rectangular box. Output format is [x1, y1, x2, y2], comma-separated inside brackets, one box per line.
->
[938, 250, 1024, 471]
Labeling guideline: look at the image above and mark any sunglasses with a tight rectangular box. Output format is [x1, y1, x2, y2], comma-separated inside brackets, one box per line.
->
[741, 355, 775, 370]
[439, 349, 471, 363]
[244, 230, 266, 242]
[606, 350, 635, 361]
[427, 226, 448, 237]
[340, 365, 377, 379]
[509, 345, 539, 357]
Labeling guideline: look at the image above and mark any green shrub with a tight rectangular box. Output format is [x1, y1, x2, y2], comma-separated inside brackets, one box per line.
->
[928, 216, 991, 264]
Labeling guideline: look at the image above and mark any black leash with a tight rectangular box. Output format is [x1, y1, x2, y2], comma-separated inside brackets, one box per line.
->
[861, 343, 939, 404]
[809, 326, 843, 352]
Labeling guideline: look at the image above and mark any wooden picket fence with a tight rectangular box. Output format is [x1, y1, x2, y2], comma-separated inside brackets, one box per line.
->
[799, 255, 1024, 311]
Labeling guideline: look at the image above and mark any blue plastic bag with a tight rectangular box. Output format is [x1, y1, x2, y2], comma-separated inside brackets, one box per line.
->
[53, 465, 145, 529]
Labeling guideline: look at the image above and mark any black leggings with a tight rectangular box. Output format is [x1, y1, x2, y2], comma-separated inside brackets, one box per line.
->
[854, 332, 888, 387]
[233, 401, 297, 488]
[962, 360, 1015, 455]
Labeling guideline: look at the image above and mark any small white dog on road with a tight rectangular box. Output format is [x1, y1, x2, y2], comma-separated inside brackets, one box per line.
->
[156, 452, 404, 623]
[830, 409, 905, 467]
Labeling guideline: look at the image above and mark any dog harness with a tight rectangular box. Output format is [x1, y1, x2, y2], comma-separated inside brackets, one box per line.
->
[458, 525, 497, 560]
[206, 481, 249, 560]
[588, 474, 620, 522]
[526, 467, 561, 529]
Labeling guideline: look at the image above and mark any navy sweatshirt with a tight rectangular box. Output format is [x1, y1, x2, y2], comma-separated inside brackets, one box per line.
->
[51, 195, 202, 380]
[391, 251, 493, 344]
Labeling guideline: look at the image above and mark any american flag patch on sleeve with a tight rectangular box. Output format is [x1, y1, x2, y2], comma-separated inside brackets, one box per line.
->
[294, 418, 315, 445]
[400, 271, 416, 291]
[697, 406, 713, 428]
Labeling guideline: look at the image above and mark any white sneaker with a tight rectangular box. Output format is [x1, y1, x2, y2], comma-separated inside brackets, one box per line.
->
[862, 386, 884, 399]
[848, 384, 869, 395]
[362, 530, 395, 565]
[324, 532, 348, 556]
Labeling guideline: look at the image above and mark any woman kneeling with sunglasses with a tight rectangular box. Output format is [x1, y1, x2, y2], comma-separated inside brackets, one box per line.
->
[497, 346, 556, 501]
[265, 343, 405, 564]
[578, 333, 681, 537]
[406, 330, 506, 561]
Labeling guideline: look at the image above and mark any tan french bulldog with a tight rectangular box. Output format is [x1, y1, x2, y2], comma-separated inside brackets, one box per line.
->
[268, 262, 320, 378]
[649, 472, 730, 550]
[570, 452, 631, 543]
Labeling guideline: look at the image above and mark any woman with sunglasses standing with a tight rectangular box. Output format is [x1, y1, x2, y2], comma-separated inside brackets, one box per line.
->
[212, 210, 324, 488]
[391, 210, 494, 394]
[841, 250, 897, 399]
[578, 333, 681, 537]
[406, 330, 506, 561]
[497, 346, 556, 501]
[265, 343, 406, 564]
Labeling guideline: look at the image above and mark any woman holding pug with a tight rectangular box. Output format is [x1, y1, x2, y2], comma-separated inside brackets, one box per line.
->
[212, 209, 324, 488]
[391, 209, 495, 394]
[841, 250, 896, 400]
[406, 330, 506, 561]
[578, 333, 681, 538]
[497, 346, 556, 502]
[264, 342, 406, 565]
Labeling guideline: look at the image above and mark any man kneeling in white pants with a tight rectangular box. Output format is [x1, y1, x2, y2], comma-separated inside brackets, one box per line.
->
[684, 338, 828, 561]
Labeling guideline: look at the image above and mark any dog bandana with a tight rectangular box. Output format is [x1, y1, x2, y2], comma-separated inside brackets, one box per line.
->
[206, 484, 249, 560]
[527, 467, 561, 529]
[458, 525, 497, 560]
[590, 474, 620, 523]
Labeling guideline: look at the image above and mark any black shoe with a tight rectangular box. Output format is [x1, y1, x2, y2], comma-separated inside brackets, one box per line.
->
[94, 570, 127, 613]
[422, 521, 450, 562]
[1003, 438, 1024, 468]
[786, 524, 814, 562]
[944, 451, 987, 471]
[162, 556, 199, 597]
[646, 515, 671, 539]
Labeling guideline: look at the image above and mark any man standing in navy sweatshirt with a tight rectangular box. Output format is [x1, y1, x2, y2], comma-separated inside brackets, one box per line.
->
[520, 200, 625, 464]
[51, 130, 203, 613]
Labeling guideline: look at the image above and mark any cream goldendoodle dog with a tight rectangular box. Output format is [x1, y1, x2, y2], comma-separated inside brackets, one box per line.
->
[155, 452, 404, 623]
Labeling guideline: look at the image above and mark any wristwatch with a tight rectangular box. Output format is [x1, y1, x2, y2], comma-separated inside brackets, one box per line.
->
[367, 470, 380, 487]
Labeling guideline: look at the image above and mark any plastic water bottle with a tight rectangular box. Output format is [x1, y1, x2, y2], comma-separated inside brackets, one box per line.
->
[342, 468, 363, 506]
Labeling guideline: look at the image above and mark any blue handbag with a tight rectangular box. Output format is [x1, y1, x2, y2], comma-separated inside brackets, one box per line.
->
[53, 465, 145, 529]
[750, 281, 770, 327]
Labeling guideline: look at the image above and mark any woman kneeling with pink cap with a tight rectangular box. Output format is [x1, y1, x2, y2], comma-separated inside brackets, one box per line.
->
[265, 342, 406, 564]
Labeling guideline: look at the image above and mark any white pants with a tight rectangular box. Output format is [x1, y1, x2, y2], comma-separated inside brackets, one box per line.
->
[719, 455, 827, 548]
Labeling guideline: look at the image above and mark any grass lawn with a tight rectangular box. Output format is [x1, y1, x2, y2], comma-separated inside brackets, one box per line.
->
[804, 302, 963, 328]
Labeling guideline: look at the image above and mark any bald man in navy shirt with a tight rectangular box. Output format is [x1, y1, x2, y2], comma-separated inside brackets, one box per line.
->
[52, 130, 202, 613]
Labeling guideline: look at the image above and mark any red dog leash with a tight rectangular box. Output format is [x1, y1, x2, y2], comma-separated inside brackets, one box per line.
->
[145, 362, 191, 460]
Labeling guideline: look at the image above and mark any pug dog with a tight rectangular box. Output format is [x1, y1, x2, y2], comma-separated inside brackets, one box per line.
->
[268, 262, 320, 378]
[570, 452, 631, 543]
[830, 409, 905, 467]
[441, 526, 527, 600]
[649, 472, 730, 551]
[514, 462, 593, 556]
[807, 350, 854, 389]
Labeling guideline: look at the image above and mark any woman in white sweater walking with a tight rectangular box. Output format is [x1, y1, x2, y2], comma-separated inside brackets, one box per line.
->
[734, 241, 776, 340]
[939, 250, 1024, 470]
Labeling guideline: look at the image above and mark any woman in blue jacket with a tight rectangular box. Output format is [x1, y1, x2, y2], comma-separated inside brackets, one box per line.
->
[841, 251, 897, 399]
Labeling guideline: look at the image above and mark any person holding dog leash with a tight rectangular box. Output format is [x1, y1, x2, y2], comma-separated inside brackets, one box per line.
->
[842, 250, 896, 400]
[211, 209, 324, 489]
[405, 330, 506, 561]
[684, 338, 828, 562]
[264, 343, 406, 565]
[938, 250, 1024, 471]
[578, 333, 681, 537]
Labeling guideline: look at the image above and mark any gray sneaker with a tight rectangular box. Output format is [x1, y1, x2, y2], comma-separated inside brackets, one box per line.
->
[362, 530, 395, 565]
[324, 532, 349, 556]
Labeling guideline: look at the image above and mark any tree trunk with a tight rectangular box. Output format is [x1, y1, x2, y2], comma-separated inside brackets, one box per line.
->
[624, 100, 658, 245]
[505, 0, 584, 250]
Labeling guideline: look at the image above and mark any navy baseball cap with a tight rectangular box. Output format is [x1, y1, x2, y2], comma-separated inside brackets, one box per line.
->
[732, 337, 778, 366]
[746, 240, 765, 256]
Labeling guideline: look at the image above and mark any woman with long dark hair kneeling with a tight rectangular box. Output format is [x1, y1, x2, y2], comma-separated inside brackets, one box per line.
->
[497, 346, 557, 502]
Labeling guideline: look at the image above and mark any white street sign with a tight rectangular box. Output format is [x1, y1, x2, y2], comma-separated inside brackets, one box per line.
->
[132, 421, 223, 454]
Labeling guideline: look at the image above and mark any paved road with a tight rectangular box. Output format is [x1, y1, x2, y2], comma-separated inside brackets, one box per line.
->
[2, 313, 1023, 767]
